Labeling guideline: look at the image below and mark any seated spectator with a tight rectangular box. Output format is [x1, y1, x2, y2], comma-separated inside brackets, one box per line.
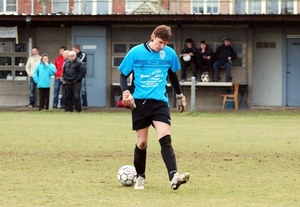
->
[196, 40, 214, 81]
[180, 38, 198, 82]
[213, 36, 237, 82]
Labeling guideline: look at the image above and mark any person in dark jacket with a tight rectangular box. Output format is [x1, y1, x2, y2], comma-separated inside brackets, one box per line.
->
[73, 44, 88, 109]
[63, 51, 86, 112]
[196, 40, 214, 80]
[179, 38, 198, 82]
[213, 36, 237, 82]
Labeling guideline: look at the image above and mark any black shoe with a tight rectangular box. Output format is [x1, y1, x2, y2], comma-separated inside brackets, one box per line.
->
[226, 77, 233, 82]
[53, 105, 57, 108]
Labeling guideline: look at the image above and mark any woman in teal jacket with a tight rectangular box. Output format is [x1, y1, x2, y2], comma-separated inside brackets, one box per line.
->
[33, 54, 56, 111]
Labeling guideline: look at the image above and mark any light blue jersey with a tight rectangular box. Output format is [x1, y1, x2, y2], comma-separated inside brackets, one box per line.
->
[118, 42, 180, 103]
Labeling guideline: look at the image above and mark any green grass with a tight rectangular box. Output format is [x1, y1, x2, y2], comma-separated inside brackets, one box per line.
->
[0, 110, 299, 207]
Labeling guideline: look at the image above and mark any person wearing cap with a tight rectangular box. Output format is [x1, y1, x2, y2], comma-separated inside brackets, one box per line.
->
[213, 36, 237, 82]
[179, 38, 198, 82]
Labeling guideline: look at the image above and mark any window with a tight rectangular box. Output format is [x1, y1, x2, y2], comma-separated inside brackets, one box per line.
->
[0, 70, 12, 80]
[0, 42, 28, 81]
[0, 56, 11, 66]
[52, 0, 68, 13]
[74, 0, 111, 14]
[193, 0, 218, 14]
[235, 1, 246, 14]
[278, 1, 294, 14]
[113, 44, 127, 53]
[0, 0, 17, 13]
[126, 0, 142, 13]
[249, 1, 261, 14]
[235, 1, 296, 14]
[113, 57, 124, 67]
[266, 1, 294, 14]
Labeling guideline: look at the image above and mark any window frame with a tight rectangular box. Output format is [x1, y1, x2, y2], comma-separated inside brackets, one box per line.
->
[52, 0, 69, 13]
[125, 0, 143, 13]
[235, 0, 297, 15]
[0, 0, 17, 14]
[192, 0, 219, 14]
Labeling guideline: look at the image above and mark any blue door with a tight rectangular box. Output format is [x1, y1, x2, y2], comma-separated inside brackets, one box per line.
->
[72, 27, 106, 107]
[287, 39, 300, 106]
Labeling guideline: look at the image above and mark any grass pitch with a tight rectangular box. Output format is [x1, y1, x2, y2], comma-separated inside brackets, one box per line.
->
[0, 109, 299, 207]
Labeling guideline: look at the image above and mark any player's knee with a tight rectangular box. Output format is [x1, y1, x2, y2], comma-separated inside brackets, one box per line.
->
[159, 134, 171, 146]
[137, 141, 147, 149]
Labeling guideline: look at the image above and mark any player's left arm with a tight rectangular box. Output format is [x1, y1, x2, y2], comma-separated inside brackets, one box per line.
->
[168, 69, 186, 113]
[168, 69, 181, 95]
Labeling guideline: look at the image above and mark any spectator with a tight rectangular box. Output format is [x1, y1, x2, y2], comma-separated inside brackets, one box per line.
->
[25, 47, 41, 108]
[33, 54, 56, 111]
[196, 41, 214, 81]
[73, 44, 88, 109]
[179, 38, 198, 82]
[63, 51, 86, 112]
[213, 36, 237, 82]
[59, 49, 70, 108]
[53, 46, 66, 108]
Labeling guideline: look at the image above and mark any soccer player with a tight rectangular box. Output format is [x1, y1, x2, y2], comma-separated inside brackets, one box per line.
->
[118, 25, 190, 190]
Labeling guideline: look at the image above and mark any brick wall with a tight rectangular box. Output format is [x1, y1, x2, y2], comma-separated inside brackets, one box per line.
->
[18, 0, 75, 14]
[112, 0, 125, 14]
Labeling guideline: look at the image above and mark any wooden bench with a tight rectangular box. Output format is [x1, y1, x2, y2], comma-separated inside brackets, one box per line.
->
[186, 65, 226, 81]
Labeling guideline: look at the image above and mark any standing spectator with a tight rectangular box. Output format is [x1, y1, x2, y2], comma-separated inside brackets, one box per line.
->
[63, 51, 86, 112]
[33, 54, 56, 111]
[179, 38, 198, 82]
[25, 47, 41, 108]
[60, 49, 70, 108]
[118, 25, 190, 190]
[196, 41, 214, 80]
[213, 36, 237, 82]
[72, 44, 87, 109]
[53, 46, 66, 108]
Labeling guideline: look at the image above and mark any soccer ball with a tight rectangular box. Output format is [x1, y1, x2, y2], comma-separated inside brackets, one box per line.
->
[201, 72, 210, 82]
[117, 165, 137, 186]
[183, 54, 191, 62]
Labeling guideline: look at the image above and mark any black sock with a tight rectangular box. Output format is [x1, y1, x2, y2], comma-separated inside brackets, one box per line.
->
[134, 145, 147, 178]
[159, 135, 177, 181]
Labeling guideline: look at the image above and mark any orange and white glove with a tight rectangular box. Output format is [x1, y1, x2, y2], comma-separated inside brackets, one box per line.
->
[176, 93, 187, 113]
[122, 90, 136, 110]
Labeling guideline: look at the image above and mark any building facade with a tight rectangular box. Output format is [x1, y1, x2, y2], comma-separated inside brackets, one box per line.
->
[0, 0, 300, 108]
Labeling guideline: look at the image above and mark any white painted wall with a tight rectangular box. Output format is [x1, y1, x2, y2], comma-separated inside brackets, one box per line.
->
[252, 29, 283, 106]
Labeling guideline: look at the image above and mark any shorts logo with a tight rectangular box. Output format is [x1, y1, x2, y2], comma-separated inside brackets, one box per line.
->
[160, 51, 166, 59]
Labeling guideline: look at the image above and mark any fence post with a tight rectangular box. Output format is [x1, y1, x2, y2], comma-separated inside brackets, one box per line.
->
[49, 76, 55, 110]
[191, 76, 196, 111]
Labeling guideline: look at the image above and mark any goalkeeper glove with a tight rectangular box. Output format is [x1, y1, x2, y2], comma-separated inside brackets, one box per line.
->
[176, 93, 186, 113]
[122, 90, 136, 110]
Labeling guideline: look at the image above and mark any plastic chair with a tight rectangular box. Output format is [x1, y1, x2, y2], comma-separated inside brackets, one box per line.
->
[221, 82, 239, 110]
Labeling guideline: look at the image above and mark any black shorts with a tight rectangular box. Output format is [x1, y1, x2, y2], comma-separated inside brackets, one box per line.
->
[132, 99, 171, 130]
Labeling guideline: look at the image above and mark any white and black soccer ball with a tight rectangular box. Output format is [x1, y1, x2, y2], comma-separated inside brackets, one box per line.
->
[183, 54, 191, 62]
[117, 165, 137, 186]
[201, 72, 210, 82]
